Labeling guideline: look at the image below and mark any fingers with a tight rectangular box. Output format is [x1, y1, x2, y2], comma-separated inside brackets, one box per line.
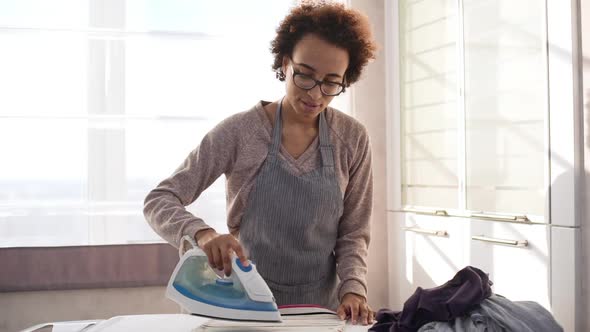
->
[202, 234, 247, 276]
[359, 305, 372, 325]
[232, 243, 249, 266]
[223, 239, 249, 275]
[202, 244, 214, 268]
[349, 302, 359, 325]
[336, 304, 348, 321]
[350, 303, 375, 325]
[222, 244, 233, 277]
[339, 293, 374, 326]
[208, 244, 222, 271]
[359, 306, 368, 325]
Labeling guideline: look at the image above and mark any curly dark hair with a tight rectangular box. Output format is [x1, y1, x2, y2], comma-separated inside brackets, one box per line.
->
[270, 1, 377, 87]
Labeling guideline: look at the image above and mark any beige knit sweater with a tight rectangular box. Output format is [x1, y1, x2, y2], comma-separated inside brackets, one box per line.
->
[144, 100, 373, 300]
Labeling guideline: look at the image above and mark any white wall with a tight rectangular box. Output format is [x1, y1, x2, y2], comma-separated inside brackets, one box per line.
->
[581, 0, 590, 329]
[349, 0, 389, 312]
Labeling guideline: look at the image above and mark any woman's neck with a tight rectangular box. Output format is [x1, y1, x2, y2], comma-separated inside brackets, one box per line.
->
[279, 100, 320, 130]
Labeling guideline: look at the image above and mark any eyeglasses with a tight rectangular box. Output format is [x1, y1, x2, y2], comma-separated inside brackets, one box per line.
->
[290, 65, 346, 96]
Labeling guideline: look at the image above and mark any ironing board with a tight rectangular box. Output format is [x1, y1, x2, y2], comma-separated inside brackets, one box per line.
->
[22, 314, 370, 332]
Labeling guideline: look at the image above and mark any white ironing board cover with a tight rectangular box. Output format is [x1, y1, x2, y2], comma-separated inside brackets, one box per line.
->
[84, 314, 369, 332]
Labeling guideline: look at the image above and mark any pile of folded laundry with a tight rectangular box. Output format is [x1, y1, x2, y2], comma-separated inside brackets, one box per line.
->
[369, 266, 563, 332]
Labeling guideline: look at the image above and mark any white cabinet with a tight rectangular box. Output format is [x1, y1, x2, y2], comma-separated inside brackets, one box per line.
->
[550, 227, 580, 332]
[386, 0, 583, 328]
[468, 220, 551, 309]
[389, 212, 554, 316]
[389, 211, 469, 308]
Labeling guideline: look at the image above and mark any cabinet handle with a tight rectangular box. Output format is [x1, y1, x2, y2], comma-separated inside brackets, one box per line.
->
[470, 212, 529, 223]
[403, 227, 448, 237]
[403, 208, 449, 216]
[471, 235, 528, 247]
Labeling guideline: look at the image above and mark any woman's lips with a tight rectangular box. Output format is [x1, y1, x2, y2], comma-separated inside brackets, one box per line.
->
[301, 99, 321, 111]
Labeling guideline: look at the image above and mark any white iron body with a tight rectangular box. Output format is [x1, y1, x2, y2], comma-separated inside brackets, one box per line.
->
[166, 242, 281, 322]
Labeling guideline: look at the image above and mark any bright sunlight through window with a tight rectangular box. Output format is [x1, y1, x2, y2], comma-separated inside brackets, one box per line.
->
[0, 0, 350, 247]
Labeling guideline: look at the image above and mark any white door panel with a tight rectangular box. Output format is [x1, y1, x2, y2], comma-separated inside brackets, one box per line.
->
[468, 220, 551, 309]
[389, 211, 469, 309]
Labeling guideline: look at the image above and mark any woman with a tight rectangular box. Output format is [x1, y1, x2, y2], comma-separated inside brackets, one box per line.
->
[144, 1, 377, 325]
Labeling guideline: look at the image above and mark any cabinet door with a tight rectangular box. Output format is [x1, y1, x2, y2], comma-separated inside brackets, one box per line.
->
[469, 220, 550, 309]
[391, 212, 469, 308]
[550, 226, 579, 332]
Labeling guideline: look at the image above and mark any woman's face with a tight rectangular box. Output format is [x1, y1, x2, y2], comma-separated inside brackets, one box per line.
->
[282, 33, 349, 121]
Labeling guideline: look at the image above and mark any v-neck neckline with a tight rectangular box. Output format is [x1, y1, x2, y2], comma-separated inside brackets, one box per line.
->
[257, 101, 322, 165]
[279, 134, 319, 164]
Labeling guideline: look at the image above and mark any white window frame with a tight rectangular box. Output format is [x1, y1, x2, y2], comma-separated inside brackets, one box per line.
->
[385, 0, 572, 226]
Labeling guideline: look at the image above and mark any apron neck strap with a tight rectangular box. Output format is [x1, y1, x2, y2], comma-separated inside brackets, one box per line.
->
[270, 99, 284, 155]
[318, 109, 334, 167]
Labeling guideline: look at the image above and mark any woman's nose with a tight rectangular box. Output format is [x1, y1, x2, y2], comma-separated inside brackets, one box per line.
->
[307, 84, 323, 99]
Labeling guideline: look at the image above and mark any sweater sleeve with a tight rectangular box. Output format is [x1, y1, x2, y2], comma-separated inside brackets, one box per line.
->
[143, 117, 238, 248]
[335, 127, 373, 301]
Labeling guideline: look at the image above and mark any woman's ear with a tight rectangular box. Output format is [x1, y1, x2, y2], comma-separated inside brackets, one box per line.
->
[282, 55, 290, 73]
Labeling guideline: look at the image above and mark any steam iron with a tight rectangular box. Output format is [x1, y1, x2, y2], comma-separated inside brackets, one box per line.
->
[166, 236, 281, 322]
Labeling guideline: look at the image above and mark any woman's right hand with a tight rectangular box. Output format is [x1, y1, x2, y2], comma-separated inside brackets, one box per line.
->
[195, 229, 249, 277]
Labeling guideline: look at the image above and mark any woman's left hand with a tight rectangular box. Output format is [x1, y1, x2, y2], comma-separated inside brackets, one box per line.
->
[336, 293, 375, 325]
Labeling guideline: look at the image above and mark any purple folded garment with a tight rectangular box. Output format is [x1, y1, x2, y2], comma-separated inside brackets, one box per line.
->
[370, 266, 493, 332]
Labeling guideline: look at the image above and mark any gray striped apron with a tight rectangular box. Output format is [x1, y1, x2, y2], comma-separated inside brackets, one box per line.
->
[239, 100, 344, 310]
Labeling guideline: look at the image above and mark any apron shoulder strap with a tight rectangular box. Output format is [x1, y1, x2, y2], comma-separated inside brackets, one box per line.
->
[319, 110, 334, 167]
[269, 100, 284, 157]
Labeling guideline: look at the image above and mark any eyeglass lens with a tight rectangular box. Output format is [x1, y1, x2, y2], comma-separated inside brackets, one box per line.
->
[293, 74, 343, 96]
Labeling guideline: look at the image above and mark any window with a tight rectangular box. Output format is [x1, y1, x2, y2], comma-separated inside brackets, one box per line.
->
[0, 0, 351, 248]
[398, 0, 547, 221]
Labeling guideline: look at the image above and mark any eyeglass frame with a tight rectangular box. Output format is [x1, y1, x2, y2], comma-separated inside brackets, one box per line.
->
[289, 64, 346, 96]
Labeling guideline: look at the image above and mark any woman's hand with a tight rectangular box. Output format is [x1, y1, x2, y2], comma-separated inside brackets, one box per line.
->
[194, 229, 249, 277]
[336, 293, 374, 325]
